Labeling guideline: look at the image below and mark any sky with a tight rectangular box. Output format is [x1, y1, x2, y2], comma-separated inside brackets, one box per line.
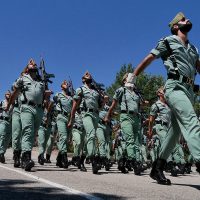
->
[0, 0, 200, 99]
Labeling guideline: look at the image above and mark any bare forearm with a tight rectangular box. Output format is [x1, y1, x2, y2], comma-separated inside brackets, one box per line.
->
[134, 54, 156, 76]
[107, 100, 117, 119]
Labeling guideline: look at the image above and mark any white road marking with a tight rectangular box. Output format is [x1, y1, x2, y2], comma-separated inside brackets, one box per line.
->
[0, 164, 102, 200]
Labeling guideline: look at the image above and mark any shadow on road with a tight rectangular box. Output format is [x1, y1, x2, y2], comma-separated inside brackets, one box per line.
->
[172, 183, 200, 190]
[0, 179, 126, 200]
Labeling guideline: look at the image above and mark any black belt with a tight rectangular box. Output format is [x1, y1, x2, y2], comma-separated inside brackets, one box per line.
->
[22, 101, 42, 108]
[121, 110, 136, 115]
[0, 116, 10, 122]
[58, 110, 69, 116]
[156, 121, 168, 126]
[73, 125, 84, 131]
[167, 73, 194, 85]
[80, 108, 98, 113]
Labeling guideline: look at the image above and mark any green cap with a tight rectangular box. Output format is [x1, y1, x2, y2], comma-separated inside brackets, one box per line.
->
[168, 12, 185, 28]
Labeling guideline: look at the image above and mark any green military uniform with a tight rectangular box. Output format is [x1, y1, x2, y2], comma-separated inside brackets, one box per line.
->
[0, 99, 12, 163]
[150, 35, 200, 164]
[71, 110, 87, 171]
[45, 112, 57, 162]
[14, 73, 45, 170]
[113, 128, 126, 162]
[96, 103, 112, 170]
[12, 94, 22, 167]
[72, 110, 85, 157]
[149, 135, 160, 162]
[73, 84, 100, 173]
[113, 86, 141, 174]
[38, 107, 52, 165]
[74, 85, 100, 156]
[54, 91, 72, 168]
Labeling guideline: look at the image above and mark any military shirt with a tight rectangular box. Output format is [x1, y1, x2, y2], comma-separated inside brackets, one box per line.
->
[0, 99, 12, 118]
[14, 74, 45, 105]
[113, 87, 140, 113]
[99, 104, 110, 120]
[74, 85, 100, 111]
[73, 111, 84, 129]
[150, 100, 171, 124]
[54, 92, 73, 114]
[150, 35, 199, 80]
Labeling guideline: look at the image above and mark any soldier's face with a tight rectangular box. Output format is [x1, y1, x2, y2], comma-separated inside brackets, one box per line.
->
[177, 17, 192, 33]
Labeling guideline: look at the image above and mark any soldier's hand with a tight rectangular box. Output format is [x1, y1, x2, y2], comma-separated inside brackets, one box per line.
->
[67, 120, 72, 128]
[104, 116, 110, 124]
[44, 90, 53, 98]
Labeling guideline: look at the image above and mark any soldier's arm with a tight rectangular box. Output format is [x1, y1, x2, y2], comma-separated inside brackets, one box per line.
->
[134, 54, 156, 76]
[148, 115, 155, 139]
[6, 87, 20, 111]
[68, 99, 81, 128]
[105, 99, 118, 122]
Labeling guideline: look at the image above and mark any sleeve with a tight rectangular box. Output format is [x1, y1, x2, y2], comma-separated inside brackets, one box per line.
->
[150, 103, 158, 116]
[150, 38, 168, 59]
[73, 87, 82, 101]
[113, 88, 123, 101]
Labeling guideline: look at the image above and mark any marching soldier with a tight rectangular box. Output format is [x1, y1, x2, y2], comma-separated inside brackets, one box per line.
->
[7, 59, 51, 171]
[38, 98, 53, 165]
[105, 73, 142, 175]
[68, 71, 103, 174]
[53, 80, 73, 168]
[0, 90, 12, 163]
[130, 12, 200, 184]
[96, 95, 112, 171]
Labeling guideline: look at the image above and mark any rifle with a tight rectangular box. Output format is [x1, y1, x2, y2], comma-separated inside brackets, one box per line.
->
[39, 58, 55, 91]
[68, 76, 75, 96]
[91, 78, 105, 97]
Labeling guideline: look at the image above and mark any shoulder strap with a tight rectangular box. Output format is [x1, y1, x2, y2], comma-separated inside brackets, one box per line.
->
[123, 87, 128, 111]
[163, 38, 178, 72]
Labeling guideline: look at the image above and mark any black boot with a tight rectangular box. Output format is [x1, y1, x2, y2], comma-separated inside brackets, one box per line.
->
[38, 154, 46, 165]
[177, 163, 185, 175]
[21, 151, 35, 171]
[104, 157, 110, 171]
[71, 156, 78, 166]
[150, 159, 171, 185]
[166, 161, 178, 177]
[0, 153, 5, 163]
[61, 153, 68, 168]
[91, 155, 101, 174]
[77, 155, 87, 172]
[195, 162, 200, 173]
[185, 162, 192, 174]
[45, 154, 51, 163]
[118, 157, 128, 174]
[126, 159, 133, 171]
[56, 152, 63, 168]
[134, 161, 142, 175]
[13, 150, 21, 168]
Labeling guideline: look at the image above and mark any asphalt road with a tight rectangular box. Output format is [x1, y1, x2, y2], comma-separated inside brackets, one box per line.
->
[0, 148, 200, 200]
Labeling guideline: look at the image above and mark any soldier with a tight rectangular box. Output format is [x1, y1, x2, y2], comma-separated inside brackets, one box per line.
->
[148, 87, 178, 176]
[7, 59, 51, 171]
[96, 95, 112, 171]
[53, 80, 73, 168]
[68, 71, 103, 174]
[45, 104, 58, 163]
[71, 109, 87, 171]
[105, 73, 142, 175]
[0, 90, 12, 163]
[130, 12, 200, 184]
[38, 98, 53, 165]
